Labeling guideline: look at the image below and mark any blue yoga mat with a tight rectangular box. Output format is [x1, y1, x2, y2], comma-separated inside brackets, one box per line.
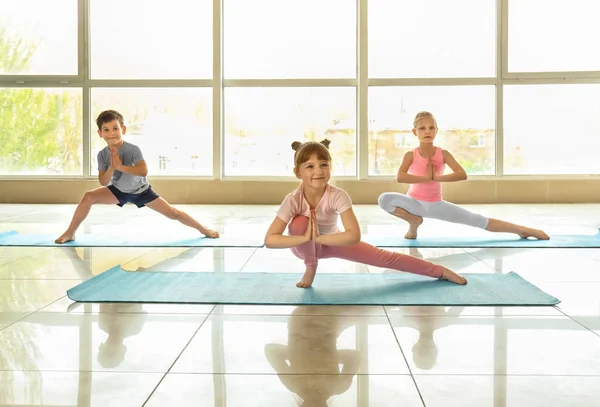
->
[363, 229, 600, 248]
[0, 230, 264, 248]
[67, 266, 559, 306]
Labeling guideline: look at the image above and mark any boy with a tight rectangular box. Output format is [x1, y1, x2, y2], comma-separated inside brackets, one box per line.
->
[55, 110, 219, 244]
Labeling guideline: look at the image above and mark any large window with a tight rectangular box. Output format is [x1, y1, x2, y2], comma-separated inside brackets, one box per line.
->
[369, 86, 496, 176]
[504, 85, 600, 175]
[369, 0, 496, 78]
[0, 88, 83, 175]
[224, 0, 356, 79]
[224, 87, 356, 177]
[91, 88, 213, 176]
[0, 0, 78, 75]
[508, 0, 600, 73]
[2, 0, 600, 181]
[90, 0, 212, 79]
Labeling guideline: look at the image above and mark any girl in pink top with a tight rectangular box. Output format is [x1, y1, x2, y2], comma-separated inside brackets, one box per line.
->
[378, 111, 550, 241]
[265, 139, 467, 288]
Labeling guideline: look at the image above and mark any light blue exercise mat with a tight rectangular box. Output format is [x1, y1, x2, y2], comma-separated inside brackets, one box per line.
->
[0, 230, 265, 248]
[67, 266, 560, 306]
[362, 229, 600, 248]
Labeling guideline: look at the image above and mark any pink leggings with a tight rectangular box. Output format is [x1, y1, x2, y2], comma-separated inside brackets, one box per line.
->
[288, 216, 444, 279]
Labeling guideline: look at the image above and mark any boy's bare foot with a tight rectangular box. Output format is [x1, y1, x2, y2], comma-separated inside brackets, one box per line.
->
[202, 229, 219, 238]
[439, 267, 467, 285]
[54, 233, 75, 244]
[518, 228, 550, 240]
[297, 267, 317, 288]
[392, 208, 423, 239]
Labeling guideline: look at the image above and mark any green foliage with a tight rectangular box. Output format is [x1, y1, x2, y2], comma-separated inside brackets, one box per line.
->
[0, 26, 82, 174]
[0, 26, 39, 74]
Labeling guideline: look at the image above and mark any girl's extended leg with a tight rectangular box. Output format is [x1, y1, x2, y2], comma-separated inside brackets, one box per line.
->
[426, 200, 489, 229]
[378, 192, 426, 239]
[486, 218, 549, 240]
[322, 242, 467, 285]
[288, 216, 318, 288]
[427, 201, 549, 240]
[287, 216, 467, 286]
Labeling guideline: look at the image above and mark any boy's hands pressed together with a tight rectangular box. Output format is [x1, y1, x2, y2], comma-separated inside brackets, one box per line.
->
[110, 148, 123, 171]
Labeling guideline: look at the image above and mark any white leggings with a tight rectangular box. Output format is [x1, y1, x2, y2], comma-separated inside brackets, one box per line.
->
[378, 192, 490, 229]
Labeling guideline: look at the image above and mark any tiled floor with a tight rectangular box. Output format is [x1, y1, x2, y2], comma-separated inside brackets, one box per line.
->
[1, 203, 600, 406]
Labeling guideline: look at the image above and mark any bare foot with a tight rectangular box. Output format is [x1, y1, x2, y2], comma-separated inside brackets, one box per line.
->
[54, 232, 75, 244]
[392, 208, 423, 239]
[518, 228, 550, 240]
[439, 267, 467, 285]
[297, 267, 317, 288]
[202, 229, 220, 238]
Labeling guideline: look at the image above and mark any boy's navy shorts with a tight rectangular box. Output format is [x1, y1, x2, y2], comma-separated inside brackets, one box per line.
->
[107, 185, 160, 208]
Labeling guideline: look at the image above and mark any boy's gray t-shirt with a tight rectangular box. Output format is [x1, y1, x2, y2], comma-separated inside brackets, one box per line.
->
[97, 141, 149, 194]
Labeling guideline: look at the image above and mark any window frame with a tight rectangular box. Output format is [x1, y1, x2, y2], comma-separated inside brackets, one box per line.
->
[1, 0, 600, 181]
[502, 0, 600, 80]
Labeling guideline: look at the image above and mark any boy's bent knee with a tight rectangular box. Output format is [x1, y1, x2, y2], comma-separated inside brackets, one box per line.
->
[81, 191, 97, 204]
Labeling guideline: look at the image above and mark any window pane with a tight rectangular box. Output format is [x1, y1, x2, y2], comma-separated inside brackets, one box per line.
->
[224, 88, 356, 176]
[90, 0, 212, 79]
[369, 0, 495, 78]
[509, 0, 600, 72]
[504, 85, 600, 175]
[0, 88, 82, 175]
[0, 0, 77, 75]
[224, 0, 355, 79]
[91, 88, 212, 176]
[369, 86, 495, 176]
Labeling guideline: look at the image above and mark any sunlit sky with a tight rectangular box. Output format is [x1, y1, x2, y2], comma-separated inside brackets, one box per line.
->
[0, 0, 77, 74]
[3, 0, 599, 78]
[509, 0, 600, 72]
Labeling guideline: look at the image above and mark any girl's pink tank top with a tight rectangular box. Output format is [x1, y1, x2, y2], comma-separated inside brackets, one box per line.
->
[406, 147, 444, 202]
